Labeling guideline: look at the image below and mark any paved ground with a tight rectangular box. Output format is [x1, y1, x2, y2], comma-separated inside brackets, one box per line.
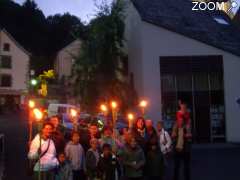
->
[0, 113, 240, 180]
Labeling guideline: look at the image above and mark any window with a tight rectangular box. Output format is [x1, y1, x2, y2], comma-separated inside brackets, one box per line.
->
[0, 56, 12, 69]
[0, 74, 12, 87]
[3, 43, 10, 51]
[213, 17, 229, 25]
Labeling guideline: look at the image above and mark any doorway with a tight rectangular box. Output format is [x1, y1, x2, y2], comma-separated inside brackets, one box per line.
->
[160, 56, 225, 143]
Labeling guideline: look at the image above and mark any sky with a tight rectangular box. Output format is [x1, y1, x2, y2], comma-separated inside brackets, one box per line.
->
[13, 0, 240, 22]
[13, 0, 113, 23]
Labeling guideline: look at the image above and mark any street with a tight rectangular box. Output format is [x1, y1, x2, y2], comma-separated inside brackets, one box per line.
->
[0, 113, 240, 180]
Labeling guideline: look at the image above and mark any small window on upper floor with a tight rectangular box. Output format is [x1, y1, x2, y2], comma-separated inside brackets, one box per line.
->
[213, 17, 229, 25]
[3, 43, 10, 52]
[0, 56, 12, 69]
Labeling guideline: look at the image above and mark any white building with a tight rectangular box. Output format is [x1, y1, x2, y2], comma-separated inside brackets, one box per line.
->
[54, 39, 81, 80]
[0, 29, 30, 108]
[124, 0, 240, 143]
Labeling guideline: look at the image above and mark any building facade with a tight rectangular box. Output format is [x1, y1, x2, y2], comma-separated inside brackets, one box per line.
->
[0, 29, 30, 109]
[54, 39, 81, 80]
[124, 0, 240, 143]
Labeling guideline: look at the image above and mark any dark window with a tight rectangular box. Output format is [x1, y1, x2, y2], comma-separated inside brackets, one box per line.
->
[1, 56, 12, 69]
[3, 43, 10, 51]
[0, 74, 12, 87]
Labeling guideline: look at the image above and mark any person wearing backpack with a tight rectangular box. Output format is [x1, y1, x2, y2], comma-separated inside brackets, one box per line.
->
[28, 122, 59, 180]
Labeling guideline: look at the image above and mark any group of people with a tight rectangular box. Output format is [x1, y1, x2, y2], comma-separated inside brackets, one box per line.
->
[28, 102, 192, 180]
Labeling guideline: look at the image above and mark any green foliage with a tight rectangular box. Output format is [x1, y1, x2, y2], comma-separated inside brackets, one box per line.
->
[72, 0, 137, 112]
[0, 0, 86, 74]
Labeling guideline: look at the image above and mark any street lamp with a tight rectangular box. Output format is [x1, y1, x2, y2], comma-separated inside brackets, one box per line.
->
[111, 101, 118, 128]
[139, 100, 148, 117]
[30, 79, 38, 86]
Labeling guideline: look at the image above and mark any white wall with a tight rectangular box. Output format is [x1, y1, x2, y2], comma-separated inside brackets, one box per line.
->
[0, 30, 29, 91]
[55, 40, 81, 79]
[124, 1, 144, 97]
[126, 20, 240, 142]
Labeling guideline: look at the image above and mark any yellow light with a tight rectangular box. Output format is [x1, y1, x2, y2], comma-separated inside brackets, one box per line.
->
[111, 101, 117, 109]
[127, 113, 134, 120]
[70, 109, 77, 117]
[28, 100, 35, 108]
[100, 104, 108, 112]
[139, 100, 147, 108]
[33, 108, 43, 121]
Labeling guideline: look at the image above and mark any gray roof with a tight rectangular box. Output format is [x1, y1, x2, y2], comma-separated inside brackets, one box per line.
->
[131, 0, 240, 57]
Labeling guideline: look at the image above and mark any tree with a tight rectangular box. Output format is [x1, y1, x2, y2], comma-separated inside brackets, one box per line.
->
[72, 0, 137, 112]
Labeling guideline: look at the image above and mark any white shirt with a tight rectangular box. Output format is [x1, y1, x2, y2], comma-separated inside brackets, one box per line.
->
[28, 134, 59, 171]
[158, 129, 172, 154]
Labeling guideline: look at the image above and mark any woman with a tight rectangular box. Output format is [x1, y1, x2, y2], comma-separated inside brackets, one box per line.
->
[131, 117, 147, 151]
[28, 122, 59, 180]
[122, 136, 145, 180]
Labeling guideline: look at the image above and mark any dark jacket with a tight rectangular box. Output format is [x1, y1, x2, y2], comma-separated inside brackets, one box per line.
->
[51, 129, 65, 154]
[122, 145, 145, 178]
[97, 154, 120, 180]
[145, 147, 164, 177]
[86, 149, 99, 179]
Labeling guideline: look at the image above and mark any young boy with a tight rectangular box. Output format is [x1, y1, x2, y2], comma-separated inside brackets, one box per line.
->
[97, 143, 121, 180]
[86, 138, 100, 180]
[65, 131, 85, 180]
[56, 152, 73, 180]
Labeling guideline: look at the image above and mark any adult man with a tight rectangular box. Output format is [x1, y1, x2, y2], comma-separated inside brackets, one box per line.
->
[50, 116, 66, 154]
[28, 122, 59, 180]
[79, 122, 100, 151]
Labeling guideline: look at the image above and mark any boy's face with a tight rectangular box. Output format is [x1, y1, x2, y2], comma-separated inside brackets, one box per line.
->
[58, 154, 65, 163]
[90, 139, 98, 150]
[72, 133, 80, 144]
[103, 147, 111, 157]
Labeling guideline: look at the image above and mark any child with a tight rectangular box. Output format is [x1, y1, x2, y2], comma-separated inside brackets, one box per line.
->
[55, 152, 73, 180]
[97, 143, 121, 180]
[86, 138, 100, 180]
[99, 126, 122, 155]
[122, 137, 145, 180]
[65, 131, 85, 180]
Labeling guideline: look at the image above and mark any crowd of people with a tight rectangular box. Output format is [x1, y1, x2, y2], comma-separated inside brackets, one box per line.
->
[28, 102, 192, 180]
